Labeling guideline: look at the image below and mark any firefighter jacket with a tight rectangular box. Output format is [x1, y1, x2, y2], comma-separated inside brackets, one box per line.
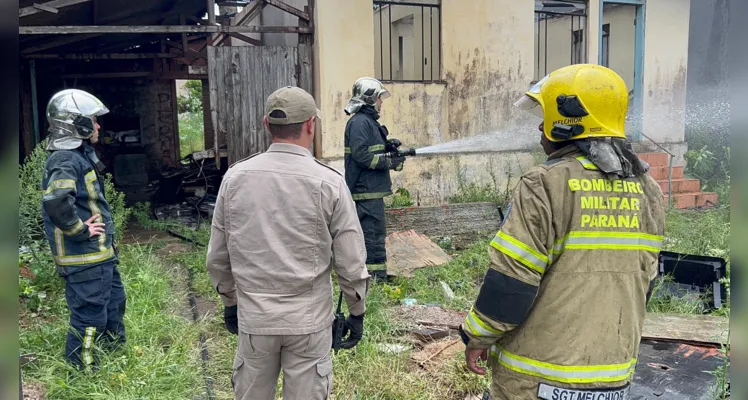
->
[460, 145, 665, 399]
[205, 143, 371, 335]
[41, 145, 117, 275]
[344, 105, 396, 201]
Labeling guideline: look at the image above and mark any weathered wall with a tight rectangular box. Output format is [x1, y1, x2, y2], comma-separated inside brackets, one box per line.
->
[315, 0, 539, 205]
[440, 0, 535, 141]
[642, 0, 691, 144]
[314, 0, 375, 158]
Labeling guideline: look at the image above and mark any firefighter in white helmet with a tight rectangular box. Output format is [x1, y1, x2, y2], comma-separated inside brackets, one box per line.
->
[459, 64, 665, 400]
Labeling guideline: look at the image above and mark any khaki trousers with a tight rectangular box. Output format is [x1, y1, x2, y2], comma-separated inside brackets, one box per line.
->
[232, 328, 333, 400]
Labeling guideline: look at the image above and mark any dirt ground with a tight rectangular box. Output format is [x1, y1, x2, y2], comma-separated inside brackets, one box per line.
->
[22, 382, 45, 400]
[388, 304, 467, 331]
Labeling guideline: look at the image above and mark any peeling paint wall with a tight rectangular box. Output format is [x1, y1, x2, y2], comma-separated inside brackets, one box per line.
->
[316, 0, 541, 205]
[441, 0, 535, 141]
[643, 0, 691, 144]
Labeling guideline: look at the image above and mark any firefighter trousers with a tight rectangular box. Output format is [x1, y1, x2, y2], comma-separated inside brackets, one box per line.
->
[231, 328, 333, 400]
[63, 260, 127, 368]
[355, 198, 387, 280]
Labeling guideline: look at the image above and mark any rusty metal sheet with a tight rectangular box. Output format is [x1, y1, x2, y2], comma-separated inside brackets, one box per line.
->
[643, 313, 729, 345]
[630, 339, 728, 400]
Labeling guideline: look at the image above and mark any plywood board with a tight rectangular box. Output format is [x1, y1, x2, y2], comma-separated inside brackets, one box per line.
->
[643, 313, 729, 345]
[385, 230, 452, 278]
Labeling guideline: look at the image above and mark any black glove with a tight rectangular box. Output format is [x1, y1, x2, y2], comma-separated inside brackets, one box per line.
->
[385, 138, 402, 152]
[224, 305, 238, 335]
[389, 155, 406, 171]
[340, 313, 365, 349]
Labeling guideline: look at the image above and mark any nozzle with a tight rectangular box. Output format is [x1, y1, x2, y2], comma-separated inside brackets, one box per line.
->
[399, 148, 417, 157]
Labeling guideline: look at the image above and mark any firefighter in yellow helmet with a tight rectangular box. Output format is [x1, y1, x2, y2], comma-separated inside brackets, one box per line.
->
[459, 64, 666, 400]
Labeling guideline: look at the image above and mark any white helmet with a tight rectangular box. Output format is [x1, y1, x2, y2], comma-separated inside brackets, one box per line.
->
[45, 89, 109, 151]
[344, 77, 391, 115]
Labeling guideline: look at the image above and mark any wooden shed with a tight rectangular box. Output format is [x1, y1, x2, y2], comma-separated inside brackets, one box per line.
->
[19, 0, 316, 201]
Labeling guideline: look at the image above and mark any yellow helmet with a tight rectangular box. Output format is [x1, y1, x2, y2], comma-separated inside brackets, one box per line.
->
[514, 64, 628, 142]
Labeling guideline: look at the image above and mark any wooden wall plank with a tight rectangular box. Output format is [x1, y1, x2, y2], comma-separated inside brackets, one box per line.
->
[209, 45, 313, 164]
[207, 46, 221, 167]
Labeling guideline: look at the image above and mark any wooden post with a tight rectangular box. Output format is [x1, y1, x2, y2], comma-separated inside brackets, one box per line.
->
[30, 60, 40, 147]
[20, 62, 34, 157]
[207, 0, 216, 25]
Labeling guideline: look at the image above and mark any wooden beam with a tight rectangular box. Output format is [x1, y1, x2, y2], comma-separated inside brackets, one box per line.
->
[58, 71, 209, 79]
[265, 0, 310, 21]
[212, 0, 265, 46]
[20, 25, 312, 34]
[226, 32, 261, 46]
[217, 1, 249, 6]
[22, 52, 179, 59]
[20, 0, 93, 18]
[32, 3, 59, 14]
[20, 33, 100, 54]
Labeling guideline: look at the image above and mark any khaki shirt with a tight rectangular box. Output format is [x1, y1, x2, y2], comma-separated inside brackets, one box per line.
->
[206, 143, 370, 335]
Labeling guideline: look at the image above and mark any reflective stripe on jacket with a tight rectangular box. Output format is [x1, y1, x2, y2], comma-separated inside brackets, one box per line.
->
[461, 145, 665, 397]
[205, 143, 371, 335]
[41, 145, 117, 274]
[343, 105, 393, 201]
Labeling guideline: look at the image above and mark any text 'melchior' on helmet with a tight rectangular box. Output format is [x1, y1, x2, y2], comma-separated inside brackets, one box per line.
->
[344, 77, 391, 115]
[513, 64, 629, 142]
[45, 89, 109, 151]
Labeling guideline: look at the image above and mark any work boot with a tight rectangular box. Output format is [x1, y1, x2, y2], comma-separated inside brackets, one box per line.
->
[369, 270, 388, 283]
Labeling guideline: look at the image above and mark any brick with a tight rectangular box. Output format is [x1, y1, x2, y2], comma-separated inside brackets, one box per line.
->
[696, 192, 719, 207]
[649, 166, 684, 180]
[657, 179, 701, 194]
[664, 193, 697, 209]
[638, 153, 670, 167]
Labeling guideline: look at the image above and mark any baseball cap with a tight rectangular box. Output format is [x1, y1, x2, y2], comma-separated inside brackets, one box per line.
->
[265, 86, 322, 125]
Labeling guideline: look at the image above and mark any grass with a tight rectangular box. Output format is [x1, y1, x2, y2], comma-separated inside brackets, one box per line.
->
[179, 111, 205, 159]
[19, 198, 731, 399]
[19, 245, 207, 400]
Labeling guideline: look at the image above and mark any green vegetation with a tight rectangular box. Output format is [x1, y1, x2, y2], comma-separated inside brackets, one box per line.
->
[448, 160, 512, 206]
[20, 245, 207, 400]
[176, 80, 205, 159]
[387, 187, 415, 208]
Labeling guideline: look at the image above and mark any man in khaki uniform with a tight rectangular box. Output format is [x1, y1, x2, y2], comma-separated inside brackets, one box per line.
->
[459, 64, 665, 400]
[206, 86, 370, 400]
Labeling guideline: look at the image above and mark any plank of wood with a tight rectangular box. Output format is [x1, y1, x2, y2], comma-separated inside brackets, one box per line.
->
[642, 313, 729, 345]
[207, 46, 222, 167]
[385, 230, 452, 278]
[20, 0, 92, 18]
[265, 0, 311, 21]
[226, 32, 262, 46]
[22, 53, 177, 59]
[20, 25, 313, 34]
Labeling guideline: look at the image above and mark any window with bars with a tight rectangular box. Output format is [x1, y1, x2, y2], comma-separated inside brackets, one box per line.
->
[601, 24, 610, 67]
[373, 0, 442, 82]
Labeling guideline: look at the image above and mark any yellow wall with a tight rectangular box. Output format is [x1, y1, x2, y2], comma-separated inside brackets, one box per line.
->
[313, 0, 375, 158]
[642, 0, 691, 144]
[314, 0, 539, 205]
